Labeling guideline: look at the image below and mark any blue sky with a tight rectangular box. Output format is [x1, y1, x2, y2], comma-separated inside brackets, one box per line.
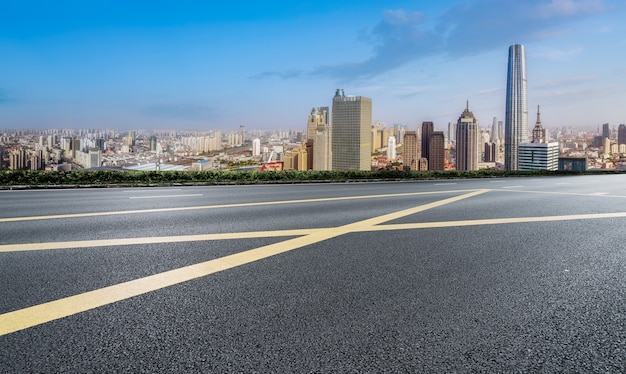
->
[1, 0, 625, 132]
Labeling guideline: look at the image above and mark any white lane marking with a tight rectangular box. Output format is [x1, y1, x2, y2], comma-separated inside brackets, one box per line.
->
[554, 183, 570, 185]
[589, 192, 609, 196]
[129, 194, 203, 199]
[490, 181, 506, 183]
[501, 186, 524, 189]
[123, 189, 182, 193]
[434, 183, 457, 185]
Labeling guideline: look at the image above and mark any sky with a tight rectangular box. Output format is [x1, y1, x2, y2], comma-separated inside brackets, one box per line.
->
[1, 0, 625, 132]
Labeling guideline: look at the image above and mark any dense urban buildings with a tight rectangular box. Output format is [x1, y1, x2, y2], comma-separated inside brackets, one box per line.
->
[504, 44, 528, 171]
[331, 89, 372, 171]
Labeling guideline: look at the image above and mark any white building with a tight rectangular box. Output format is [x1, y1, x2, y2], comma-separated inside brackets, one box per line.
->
[252, 138, 261, 157]
[387, 136, 397, 160]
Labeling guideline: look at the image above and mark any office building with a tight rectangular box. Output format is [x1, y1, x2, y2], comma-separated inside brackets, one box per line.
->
[421, 121, 434, 160]
[504, 44, 528, 170]
[403, 131, 417, 170]
[619, 124, 626, 146]
[150, 136, 157, 152]
[518, 143, 559, 170]
[447, 121, 456, 145]
[456, 102, 480, 171]
[428, 131, 445, 170]
[558, 157, 587, 171]
[331, 89, 372, 171]
[602, 123, 610, 139]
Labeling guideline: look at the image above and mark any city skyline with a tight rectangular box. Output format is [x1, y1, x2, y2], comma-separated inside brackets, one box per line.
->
[1, 1, 626, 131]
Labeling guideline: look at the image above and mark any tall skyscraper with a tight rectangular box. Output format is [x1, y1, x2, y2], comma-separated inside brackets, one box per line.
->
[456, 101, 480, 171]
[331, 89, 372, 171]
[491, 117, 499, 142]
[403, 131, 417, 170]
[421, 121, 434, 160]
[618, 124, 626, 146]
[602, 123, 610, 139]
[504, 44, 528, 170]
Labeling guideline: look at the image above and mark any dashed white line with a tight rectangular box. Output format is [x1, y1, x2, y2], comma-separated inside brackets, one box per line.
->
[123, 189, 182, 193]
[129, 194, 203, 199]
[501, 186, 524, 189]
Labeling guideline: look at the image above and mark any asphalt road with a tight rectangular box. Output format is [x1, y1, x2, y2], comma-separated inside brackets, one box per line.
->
[1, 175, 625, 372]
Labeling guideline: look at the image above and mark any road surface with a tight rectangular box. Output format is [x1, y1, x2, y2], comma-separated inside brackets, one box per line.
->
[1, 175, 625, 372]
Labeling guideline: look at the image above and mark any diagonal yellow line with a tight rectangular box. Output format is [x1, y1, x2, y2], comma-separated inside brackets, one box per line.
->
[0, 189, 475, 223]
[0, 189, 486, 336]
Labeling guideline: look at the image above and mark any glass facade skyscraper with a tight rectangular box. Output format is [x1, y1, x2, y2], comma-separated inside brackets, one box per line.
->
[331, 89, 372, 171]
[504, 44, 528, 170]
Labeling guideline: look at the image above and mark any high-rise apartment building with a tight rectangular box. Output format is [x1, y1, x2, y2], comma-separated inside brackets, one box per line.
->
[331, 89, 372, 171]
[456, 102, 480, 171]
[505, 44, 528, 170]
[252, 138, 261, 157]
[403, 131, 417, 170]
[308, 107, 329, 141]
[387, 136, 397, 160]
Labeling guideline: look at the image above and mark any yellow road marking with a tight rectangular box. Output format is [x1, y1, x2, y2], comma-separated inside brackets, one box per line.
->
[0, 229, 325, 253]
[0, 189, 473, 223]
[4, 205, 626, 253]
[0, 189, 487, 336]
[358, 211, 626, 231]
[492, 189, 626, 198]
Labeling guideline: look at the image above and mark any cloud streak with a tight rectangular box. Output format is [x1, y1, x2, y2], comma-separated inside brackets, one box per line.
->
[258, 0, 607, 81]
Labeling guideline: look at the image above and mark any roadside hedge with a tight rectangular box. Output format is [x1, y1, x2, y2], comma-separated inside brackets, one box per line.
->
[0, 168, 618, 187]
